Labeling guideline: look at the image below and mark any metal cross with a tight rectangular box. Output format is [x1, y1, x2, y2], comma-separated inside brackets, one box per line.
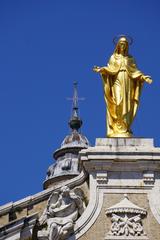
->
[67, 81, 85, 118]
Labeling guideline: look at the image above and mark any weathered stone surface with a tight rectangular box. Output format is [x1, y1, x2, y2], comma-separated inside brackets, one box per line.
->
[1, 138, 160, 240]
[0, 213, 38, 240]
[0, 169, 88, 239]
[95, 138, 154, 147]
[0, 214, 8, 227]
[74, 138, 160, 240]
[80, 138, 160, 173]
[37, 186, 86, 240]
[79, 193, 160, 240]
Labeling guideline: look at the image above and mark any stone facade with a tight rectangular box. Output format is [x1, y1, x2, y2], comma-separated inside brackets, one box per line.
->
[73, 138, 160, 240]
[1, 138, 160, 239]
[79, 193, 160, 240]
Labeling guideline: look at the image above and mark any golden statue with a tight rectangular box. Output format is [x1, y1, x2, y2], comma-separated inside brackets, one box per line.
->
[93, 36, 152, 137]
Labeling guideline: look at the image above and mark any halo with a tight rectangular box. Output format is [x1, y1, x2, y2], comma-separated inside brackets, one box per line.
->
[113, 34, 133, 45]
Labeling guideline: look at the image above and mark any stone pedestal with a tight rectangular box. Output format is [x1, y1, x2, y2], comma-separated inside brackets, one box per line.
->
[71, 138, 160, 240]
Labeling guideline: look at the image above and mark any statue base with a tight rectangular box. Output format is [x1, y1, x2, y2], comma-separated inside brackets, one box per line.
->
[95, 137, 154, 147]
[75, 137, 160, 240]
[107, 132, 132, 138]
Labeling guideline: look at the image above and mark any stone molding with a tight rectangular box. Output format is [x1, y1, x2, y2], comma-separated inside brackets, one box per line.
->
[148, 186, 160, 224]
[0, 213, 38, 240]
[95, 138, 154, 147]
[105, 237, 149, 240]
[143, 171, 155, 185]
[81, 139, 160, 167]
[0, 169, 87, 217]
[96, 172, 108, 185]
[69, 173, 104, 240]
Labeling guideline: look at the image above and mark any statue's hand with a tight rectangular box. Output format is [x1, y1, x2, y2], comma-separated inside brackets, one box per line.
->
[143, 75, 152, 84]
[93, 66, 107, 74]
[93, 66, 101, 73]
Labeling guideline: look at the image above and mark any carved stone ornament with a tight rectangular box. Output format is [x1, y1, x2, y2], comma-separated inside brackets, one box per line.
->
[143, 171, 155, 185]
[105, 194, 148, 240]
[37, 186, 86, 240]
[96, 172, 108, 185]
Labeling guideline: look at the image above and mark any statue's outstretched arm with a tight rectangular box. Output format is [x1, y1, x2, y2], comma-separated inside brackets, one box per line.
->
[130, 57, 153, 84]
[141, 75, 152, 84]
[93, 66, 106, 73]
[93, 65, 117, 75]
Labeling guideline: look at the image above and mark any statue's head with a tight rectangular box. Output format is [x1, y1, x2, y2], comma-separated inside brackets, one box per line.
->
[61, 186, 70, 196]
[115, 37, 129, 55]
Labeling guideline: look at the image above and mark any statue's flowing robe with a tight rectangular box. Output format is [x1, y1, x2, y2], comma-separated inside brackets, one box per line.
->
[101, 53, 144, 137]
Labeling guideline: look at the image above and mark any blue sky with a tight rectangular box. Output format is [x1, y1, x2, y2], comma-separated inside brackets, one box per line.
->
[0, 0, 160, 205]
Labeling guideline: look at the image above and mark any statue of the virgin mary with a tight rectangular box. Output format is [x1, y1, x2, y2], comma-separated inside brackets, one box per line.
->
[93, 36, 152, 137]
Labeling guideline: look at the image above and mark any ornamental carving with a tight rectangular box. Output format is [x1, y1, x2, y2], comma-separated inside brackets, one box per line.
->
[96, 172, 108, 185]
[105, 194, 148, 239]
[37, 186, 86, 240]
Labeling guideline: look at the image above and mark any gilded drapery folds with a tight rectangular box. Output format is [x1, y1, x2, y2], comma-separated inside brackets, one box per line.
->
[93, 36, 152, 137]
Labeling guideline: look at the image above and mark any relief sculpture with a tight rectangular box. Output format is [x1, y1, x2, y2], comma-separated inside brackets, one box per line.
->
[105, 194, 148, 239]
[38, 186, 86, 240]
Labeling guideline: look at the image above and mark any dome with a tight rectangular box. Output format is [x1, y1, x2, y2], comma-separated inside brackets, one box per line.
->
[44, 82, 90, 189]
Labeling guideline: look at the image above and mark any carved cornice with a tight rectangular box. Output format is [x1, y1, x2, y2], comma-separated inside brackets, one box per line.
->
[0, 213, 38, 240]
[0, 169, 87, 217]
